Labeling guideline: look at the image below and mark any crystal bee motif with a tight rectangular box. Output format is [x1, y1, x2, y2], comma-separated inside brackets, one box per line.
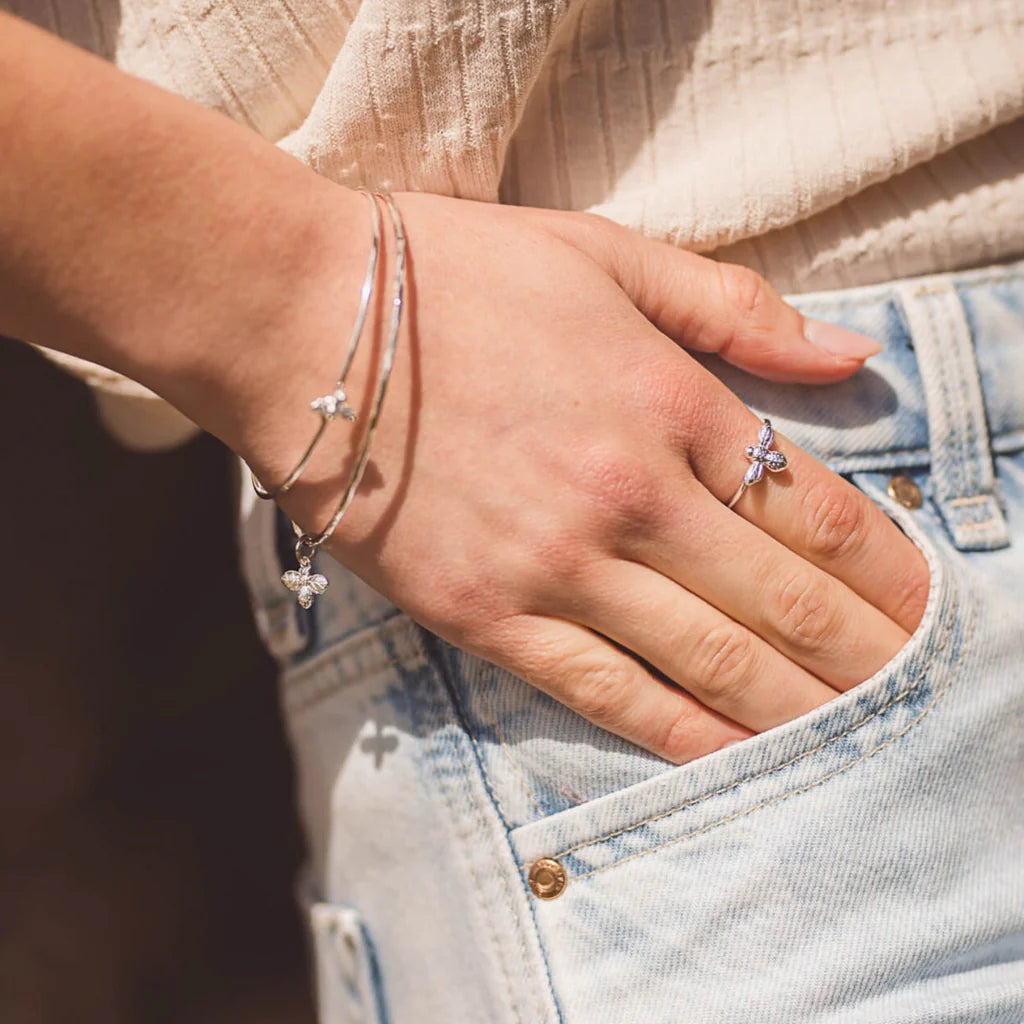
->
[282, 560, 329, 609]
[743, 419, 789, 485]
[311, 386, 356, 421]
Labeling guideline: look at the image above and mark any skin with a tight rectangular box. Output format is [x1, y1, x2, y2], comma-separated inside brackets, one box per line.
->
[0, 13, 930, 763]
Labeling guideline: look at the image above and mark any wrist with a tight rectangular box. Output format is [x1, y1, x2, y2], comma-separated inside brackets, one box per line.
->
[145, 177, 372, 459]
[253, 186, 409, 567]
[203, 181, 394, 562]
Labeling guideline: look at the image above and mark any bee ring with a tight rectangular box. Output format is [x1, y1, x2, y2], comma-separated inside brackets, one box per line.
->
[726, 417, 789, 509]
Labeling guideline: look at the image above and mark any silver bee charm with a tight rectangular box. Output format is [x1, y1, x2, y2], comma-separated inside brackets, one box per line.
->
[282, 559, 329, 610]
[311, 387, 356, 422]
[743, 419, 789, 484]
[727, 418, 789, 508]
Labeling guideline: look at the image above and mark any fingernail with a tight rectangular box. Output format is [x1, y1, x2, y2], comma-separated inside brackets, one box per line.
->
[803, 317, 883, 359]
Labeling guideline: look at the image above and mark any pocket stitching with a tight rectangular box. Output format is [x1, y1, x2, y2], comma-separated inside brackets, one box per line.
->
[540, 577, 962, 864]
[551, 594, 976, 881]
[474, 682, 546, 820]
[415, 632, 555, 1023]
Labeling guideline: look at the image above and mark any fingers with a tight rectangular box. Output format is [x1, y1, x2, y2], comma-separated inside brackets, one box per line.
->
[648, 256, 881, 383]
[555, 212, 882, 383]
[557, 558, 841, 734]
[622, 482, 912, 690]
[575, 218, 928, 633]
[681, 396, 931, 635]
[490, 612, 751, 764]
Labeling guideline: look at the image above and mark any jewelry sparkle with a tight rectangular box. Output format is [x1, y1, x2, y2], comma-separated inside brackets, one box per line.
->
[282, 559, 329, 609]
[311, 387, 356, 421]
[727, 418, 788, 508]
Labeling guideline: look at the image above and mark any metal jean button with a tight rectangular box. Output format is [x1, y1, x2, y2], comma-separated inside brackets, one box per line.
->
[528, 858, 568, 900]
[887, 475, 923, 509]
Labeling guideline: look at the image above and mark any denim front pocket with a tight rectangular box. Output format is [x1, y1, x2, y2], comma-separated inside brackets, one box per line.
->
[426, 476, 974, 887]
[493, 474, 1018, 1024]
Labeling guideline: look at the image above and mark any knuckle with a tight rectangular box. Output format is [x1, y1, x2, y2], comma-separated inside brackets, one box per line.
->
[636, 359, 718, 452]
[774, 570, 839, 648]
[570, 446, 665, 532]
[890, 562, 931, 632]
[689, 624, 757, 704]
[801, 481, 869, 562]
[529, 526, 590, 589]
[424, 570, 506, 647]
[552, 209, 629, 264]
[571, 208, 622, 235]
[655, 701, 707, 763]
[468, 610, 554, 671]
[716, 262, 774, 324]
[639, 358, 702, 420]
[574, 447, 637, 502]
[560, 660, 635, 731]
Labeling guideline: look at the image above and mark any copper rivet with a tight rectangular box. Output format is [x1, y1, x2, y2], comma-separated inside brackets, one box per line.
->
[887, 475, 922, 509]
[528, 858, 568, 900]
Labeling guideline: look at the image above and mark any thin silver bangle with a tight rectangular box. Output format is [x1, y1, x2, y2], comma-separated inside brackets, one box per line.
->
[249, 185, 381, 500]
[280, 190, 407, 610]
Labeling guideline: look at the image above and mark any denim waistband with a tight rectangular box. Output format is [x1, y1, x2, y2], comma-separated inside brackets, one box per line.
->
[698, 255, 1023, 553]
[706, 254, 1024, 471]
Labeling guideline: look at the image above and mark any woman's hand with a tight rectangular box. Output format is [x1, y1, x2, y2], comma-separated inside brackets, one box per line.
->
[0, 15, 927, 763]
[228, 190, 930, 763]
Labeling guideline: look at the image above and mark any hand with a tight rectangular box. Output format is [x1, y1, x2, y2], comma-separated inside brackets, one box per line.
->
[0, 10, 926, 761]
[238, 190, 930, 763]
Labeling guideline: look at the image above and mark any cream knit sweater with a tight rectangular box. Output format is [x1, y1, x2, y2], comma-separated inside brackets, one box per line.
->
[8, 0, 1024, 449]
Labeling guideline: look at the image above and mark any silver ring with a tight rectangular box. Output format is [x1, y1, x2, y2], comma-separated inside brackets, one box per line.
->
[726, 417, 789, 509]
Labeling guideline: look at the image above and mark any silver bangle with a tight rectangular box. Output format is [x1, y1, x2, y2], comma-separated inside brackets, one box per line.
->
[281, 190, 407, 610]
[249, 186, 381, 500]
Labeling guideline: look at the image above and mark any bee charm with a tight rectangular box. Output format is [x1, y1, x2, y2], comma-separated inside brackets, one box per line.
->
[311, 387, 356, 422]
[743, 419, 789, 484]
[282, 559, 329, 609]
[727, 418, 789, 508]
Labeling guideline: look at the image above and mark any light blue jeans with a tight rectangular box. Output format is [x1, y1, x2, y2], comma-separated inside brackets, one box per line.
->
[237, 256, 1024, 1023]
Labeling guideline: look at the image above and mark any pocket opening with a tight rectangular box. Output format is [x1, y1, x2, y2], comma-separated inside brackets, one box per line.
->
[505, 482, 976, 881]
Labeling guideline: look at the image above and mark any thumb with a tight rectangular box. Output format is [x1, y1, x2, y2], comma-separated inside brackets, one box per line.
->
[584, 217, 882, 384]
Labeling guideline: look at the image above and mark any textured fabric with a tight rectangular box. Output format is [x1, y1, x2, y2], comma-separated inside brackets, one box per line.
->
[237, 254, 1024, 1023]
[7, 0, 1024, 448]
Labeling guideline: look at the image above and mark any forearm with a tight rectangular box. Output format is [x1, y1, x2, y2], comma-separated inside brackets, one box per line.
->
[0, 12, 365, 448]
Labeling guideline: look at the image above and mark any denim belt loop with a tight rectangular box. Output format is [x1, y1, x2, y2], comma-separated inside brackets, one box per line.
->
[894, 278, 1010, 552]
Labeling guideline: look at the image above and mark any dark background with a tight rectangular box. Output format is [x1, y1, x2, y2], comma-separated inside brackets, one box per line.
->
[0, 340, 316, 1022]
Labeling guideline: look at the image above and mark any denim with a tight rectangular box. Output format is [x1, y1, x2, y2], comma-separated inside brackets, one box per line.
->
[236, 256, 1024, 1024]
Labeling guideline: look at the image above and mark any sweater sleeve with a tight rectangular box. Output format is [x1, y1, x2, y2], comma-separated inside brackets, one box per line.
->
[7, 0, 562, 450]
[30, 344, 201, 451]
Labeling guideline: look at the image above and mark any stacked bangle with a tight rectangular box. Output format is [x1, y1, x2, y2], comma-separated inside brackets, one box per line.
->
[280, 189, 407, 610]
[249, 185, 381, 500]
